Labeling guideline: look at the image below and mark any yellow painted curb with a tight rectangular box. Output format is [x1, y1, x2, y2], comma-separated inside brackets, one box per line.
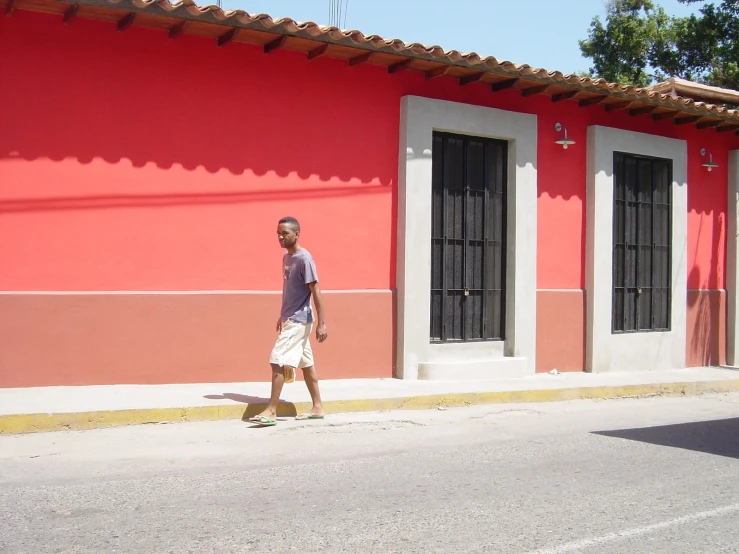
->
[2, 379, 739, 435]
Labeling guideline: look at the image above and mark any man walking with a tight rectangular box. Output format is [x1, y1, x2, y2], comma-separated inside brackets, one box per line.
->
[249, 217, 327, 426]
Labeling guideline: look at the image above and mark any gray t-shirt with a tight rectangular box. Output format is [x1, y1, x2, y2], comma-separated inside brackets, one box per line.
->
[280, 248, 319, 323]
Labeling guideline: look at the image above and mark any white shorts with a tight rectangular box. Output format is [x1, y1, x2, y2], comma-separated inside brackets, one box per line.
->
[269, 319, 314, 369]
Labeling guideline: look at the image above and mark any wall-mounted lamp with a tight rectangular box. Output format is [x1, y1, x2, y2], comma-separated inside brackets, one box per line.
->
[555, 123, 575, 150]
[701, 148, 719, 172]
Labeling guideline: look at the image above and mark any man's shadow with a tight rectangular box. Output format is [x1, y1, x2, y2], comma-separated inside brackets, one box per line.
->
[203, 393, 298, 422]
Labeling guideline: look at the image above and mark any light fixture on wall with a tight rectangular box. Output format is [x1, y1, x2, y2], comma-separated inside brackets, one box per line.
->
[701, 148, 719, 172]
[554, 123, 575, 150]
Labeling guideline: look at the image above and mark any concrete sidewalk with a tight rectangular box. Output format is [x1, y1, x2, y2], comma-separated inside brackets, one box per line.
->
[1, 367, 739, 434]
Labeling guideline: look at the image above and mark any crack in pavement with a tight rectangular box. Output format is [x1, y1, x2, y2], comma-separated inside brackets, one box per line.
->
[472, 408, 544, 418]
[276, 420, 428, 435]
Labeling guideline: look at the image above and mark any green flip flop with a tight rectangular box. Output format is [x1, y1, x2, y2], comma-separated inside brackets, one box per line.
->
[249, 415, 277, 426]
[296, 413, 325, 420]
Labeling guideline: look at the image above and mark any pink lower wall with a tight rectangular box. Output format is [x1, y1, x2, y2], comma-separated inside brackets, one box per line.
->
[686, 289, 726, 368]
[0, 292, 394, 387]
[536, 291, 585, 373]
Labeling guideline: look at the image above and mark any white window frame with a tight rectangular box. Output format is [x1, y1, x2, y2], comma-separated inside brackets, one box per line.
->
[396, 96, 537, 379]
[586, 125, 687, 372]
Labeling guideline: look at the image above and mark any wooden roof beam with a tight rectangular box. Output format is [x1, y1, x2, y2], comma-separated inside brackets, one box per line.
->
[674, 115, 701, 125]
[696, 119, 723, 130]
[521, 84, 549, 97]
[169, 20, 187, 39]
[218, 28, 237, 47]
[307, 43, 329, 61]
[425, 65, 450, 80]
[5, 0, 17, 16]
[348, 51, 373, 66]
[716, 124, 739, 133]
[629, 105, 658, 116]
[490, 78, 519, 91]
[117, 12, 135, 31]
[652, 111, 679, 121]
[388, 58, 413, 74]
[604, 100, 632, 112]
[263, 35, 286, 54]
[459, 72, 485, 86]
[579, 95, 608, 107]
[551, 90, 578, 102]
[63, 4, 78, 23]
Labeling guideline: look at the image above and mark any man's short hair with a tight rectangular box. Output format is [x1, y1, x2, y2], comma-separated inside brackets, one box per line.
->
[278, 216, 300, 232]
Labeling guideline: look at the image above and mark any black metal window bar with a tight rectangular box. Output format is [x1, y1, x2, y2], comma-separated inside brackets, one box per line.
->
[430, 131, 507, 342]
[612, 152, 672, 333]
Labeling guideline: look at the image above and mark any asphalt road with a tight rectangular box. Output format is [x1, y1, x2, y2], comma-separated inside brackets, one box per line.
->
[1, 393, 739, 554]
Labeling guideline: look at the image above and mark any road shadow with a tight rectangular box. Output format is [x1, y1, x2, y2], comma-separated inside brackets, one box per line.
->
[203, 393, 298, 421]
[593, 417, 739, 459]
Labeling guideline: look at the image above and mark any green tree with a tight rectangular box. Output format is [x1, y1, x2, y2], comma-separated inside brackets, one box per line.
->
[579, 0, 739, 90]
[578, 0, 665, 87]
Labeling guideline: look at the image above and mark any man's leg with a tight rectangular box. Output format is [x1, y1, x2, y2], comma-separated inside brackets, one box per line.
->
[299, 365, 324, 418]
[254, 320, 298, 422]
[296, 329, 324, 418]
[254, 363, 288, 420]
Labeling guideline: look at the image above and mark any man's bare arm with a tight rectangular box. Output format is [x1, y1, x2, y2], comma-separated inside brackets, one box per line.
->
[308, 281, 328, 343]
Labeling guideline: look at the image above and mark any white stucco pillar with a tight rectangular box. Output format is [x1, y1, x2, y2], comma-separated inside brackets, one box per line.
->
[726, 151, 739, 366]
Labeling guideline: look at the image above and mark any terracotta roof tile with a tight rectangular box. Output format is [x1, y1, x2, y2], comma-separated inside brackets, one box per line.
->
[10, 0, 739, 126]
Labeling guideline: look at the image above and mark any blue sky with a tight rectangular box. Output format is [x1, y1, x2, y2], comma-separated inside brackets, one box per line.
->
[220, 0, 701, 75]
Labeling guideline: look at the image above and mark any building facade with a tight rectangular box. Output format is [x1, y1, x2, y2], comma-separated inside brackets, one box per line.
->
[2, 0, 739, 387]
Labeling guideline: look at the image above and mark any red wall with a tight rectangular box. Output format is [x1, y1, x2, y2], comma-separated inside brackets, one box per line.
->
[534, 96, 738, 291]
[4, 12, 735, 293]
[2, 11, 738, 381]
[0, 12, 398, 292]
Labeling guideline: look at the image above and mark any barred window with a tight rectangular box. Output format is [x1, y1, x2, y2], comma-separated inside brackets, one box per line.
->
[612, 152, 672, 333]
[430, 132, 507, 342]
